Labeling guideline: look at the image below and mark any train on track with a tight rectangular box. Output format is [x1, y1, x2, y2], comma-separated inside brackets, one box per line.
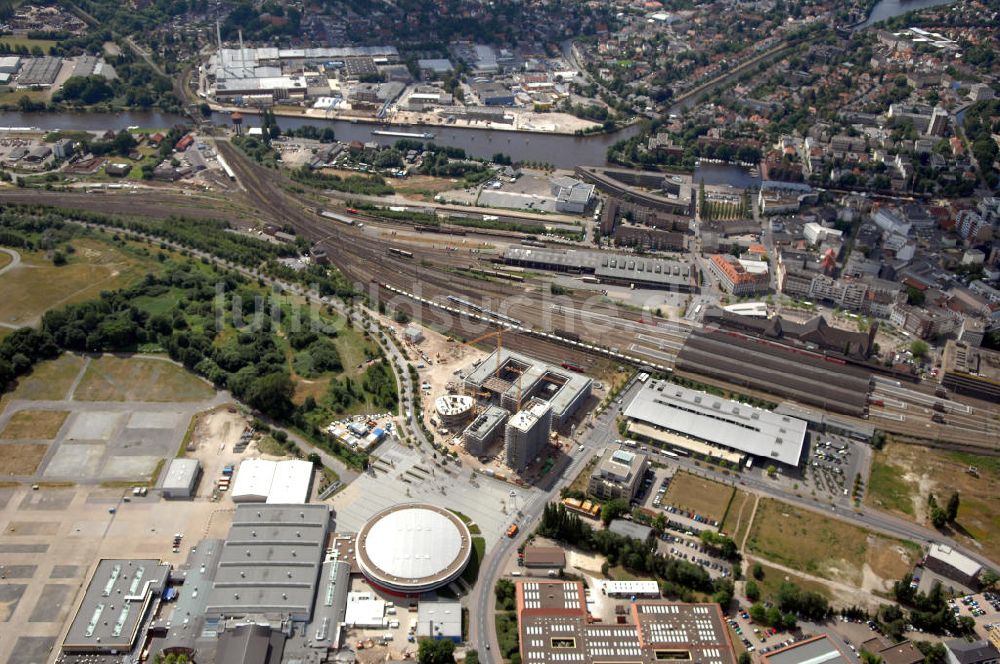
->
[467, 267, 525, 283]
[414, 224, 467, 236]
[317, 209, 356, 225]
[446, 295, 521, 325]
[520, 239, 546, 248]
[388, 247, 414, 259]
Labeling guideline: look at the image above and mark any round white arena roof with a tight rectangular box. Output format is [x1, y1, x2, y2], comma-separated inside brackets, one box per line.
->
[356, 503, 472, 594]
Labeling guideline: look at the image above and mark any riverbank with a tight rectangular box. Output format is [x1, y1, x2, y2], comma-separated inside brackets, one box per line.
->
[208, 101, 608, 137]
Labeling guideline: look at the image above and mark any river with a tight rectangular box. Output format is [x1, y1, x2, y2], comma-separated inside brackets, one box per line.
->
[0, 0, 955, 168]
[858, 0, 957, 29]
[0, 108, 639, 169]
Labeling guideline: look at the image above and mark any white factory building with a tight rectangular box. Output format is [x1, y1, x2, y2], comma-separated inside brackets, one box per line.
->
[230, 458, 314, 503]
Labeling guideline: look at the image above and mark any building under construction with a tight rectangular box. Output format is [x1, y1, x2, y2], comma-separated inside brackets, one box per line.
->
[462, 348, 592, 428]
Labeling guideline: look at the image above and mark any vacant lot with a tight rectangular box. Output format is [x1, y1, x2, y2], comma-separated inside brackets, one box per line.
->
[0, 410, 69, 440]
[0, 443, 48, 475]
[747, 498, 917, 588]
[720, 489, 755, 543]
[754, 561, 832, 602]
[867, 458, 916, 517]
[0, 238, 154, 327]
[74, 355, 215, 402]
[868, 441, 1000, 564]
[662, 471, 735, 523]
[1, 354, 85, 405]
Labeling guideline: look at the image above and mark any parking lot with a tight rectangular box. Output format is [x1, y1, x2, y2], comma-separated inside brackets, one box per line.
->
[781, 433, 868, 502]
[657, 532, 732, 579]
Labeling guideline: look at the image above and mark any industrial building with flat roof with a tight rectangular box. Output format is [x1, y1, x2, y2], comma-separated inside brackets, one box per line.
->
[763, 634, 853, 664]
[925, 543, 983, 588]
[588, 447, 649, 501]
[160, 458, 201, 499]
[463, 348, 592, 427]
[62, 559, 170, 655]
[230, 458, 313, 504]
[503, 247, 694, 291]
[355, 503, 472, 595]
[624, 380, 808, 466]
[205, 503, 330, 622]
[516, 581, 736, 664]
[416, 600, 463, 642]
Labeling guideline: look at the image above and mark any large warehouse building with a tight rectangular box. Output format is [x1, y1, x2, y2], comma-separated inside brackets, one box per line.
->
[624, 380, 808, 467]
[356, 503, 472, 596]
[205, 503, 331, 622]
[230, 458, 314, 503]
[62, 559, 170, 657]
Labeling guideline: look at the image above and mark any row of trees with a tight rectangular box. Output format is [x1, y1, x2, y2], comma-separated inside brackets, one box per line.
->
[539, 503, 729, 602]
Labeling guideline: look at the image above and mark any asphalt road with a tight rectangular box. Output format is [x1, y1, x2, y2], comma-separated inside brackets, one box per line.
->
[469, 378, 646, 661]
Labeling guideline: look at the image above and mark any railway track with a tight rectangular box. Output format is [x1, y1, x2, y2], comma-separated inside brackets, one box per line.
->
[4, 143, 996, 450]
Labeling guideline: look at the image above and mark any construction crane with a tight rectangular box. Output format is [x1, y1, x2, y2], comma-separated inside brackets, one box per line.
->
[468, 327, 524, 406]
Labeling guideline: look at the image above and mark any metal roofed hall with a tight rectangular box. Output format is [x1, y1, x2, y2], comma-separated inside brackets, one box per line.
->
[265, 459, 313, 504]
[624, 380, 807, 466]
[160, 458, 201, 499]
[205, 503, 330, 621]
[62, 559, 170, 654]
[763, 634, 853, 664]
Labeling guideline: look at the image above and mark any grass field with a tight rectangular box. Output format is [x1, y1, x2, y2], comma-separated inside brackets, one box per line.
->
[753, 561, 832, 602]
[0, 410, 69, 439]
[0, 443, 48, 475]
[0, 36, 59, 51]
[74, 355, 215, 402]
[868, 441, 1000, 564]
[720, 489, 755, 543]
[747, 498, 918, 587]
[0, 251, 11, 270]
[0, 354, 85, 405]
[662, 471, 735, 523]
[0, 238, 159, 328]
[867, 458, 916, 516]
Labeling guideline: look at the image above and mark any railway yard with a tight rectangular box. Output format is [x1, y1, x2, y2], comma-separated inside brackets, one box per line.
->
[1, 138, 996, 452]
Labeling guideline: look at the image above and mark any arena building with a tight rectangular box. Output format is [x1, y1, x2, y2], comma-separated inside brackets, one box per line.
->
[356, 504, 473, 595]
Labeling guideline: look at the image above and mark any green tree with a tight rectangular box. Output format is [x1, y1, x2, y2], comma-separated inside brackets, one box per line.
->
[745, 579, 761, 602]
[601, 498, 630, 526]
[910, 340, 929, 360]
[946, 492, 960, 522]
[751, 563, 765, 580]
[417, 638, 456, 664]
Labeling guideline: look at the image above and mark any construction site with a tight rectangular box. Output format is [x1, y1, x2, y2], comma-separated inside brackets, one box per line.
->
[423, 323, 594, 478]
